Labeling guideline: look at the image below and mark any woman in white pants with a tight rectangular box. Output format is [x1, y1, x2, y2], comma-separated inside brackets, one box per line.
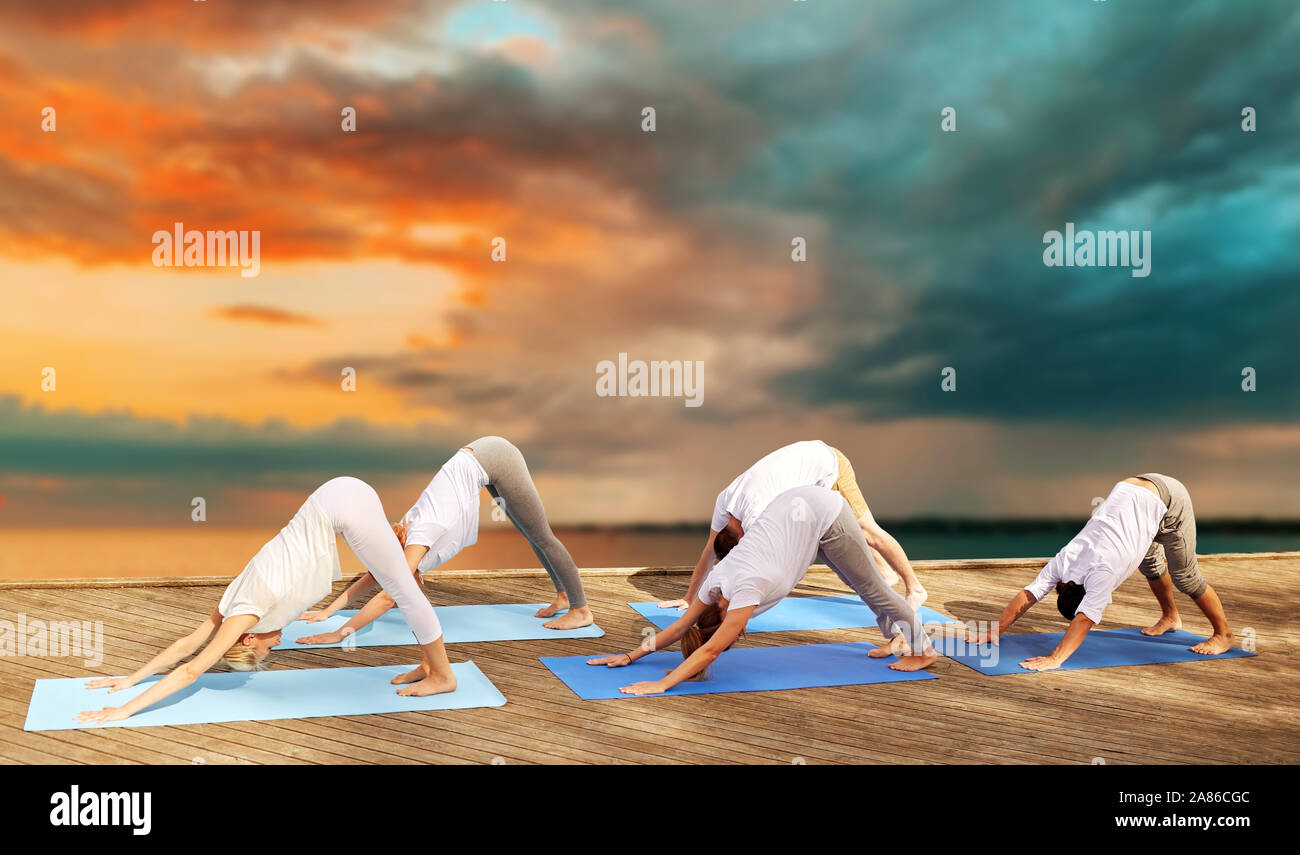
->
[589, 485, 937, 695]
[76, 477, 455, 724]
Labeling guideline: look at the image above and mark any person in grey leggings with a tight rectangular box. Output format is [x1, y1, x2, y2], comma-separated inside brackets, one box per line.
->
[469, 436, 590, 626]
[296, 437, 593, 640]
[816, 496, 934, 661]
[587, 486, 935, 696]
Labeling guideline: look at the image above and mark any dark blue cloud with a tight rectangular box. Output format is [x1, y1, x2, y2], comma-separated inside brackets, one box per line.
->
[674, 0, 1300, 423]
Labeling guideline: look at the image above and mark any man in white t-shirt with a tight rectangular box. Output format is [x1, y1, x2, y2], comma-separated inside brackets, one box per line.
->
[968, 474, 1237, 670]
[589, 485, 935, 695]
[660, 440, 928, 613]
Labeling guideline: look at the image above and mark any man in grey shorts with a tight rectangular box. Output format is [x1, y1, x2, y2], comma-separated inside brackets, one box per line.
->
[969, 474, 1237, 670]
[1133, 473, 1233, 652]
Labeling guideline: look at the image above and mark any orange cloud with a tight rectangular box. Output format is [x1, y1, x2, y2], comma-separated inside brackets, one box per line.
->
[210, 305, 325, 327]
[3, 0, 418, 49]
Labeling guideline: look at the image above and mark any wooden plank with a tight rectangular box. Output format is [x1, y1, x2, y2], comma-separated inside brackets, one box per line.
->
[1, 557, 1295, 764]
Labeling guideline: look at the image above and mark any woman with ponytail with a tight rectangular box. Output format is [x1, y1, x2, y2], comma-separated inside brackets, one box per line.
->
[588, 485, 937, 695]
[659, 440, 928, 615]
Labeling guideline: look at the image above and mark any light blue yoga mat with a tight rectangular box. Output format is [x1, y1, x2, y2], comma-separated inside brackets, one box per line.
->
[541, 641, 936, 700]
[627, 595, 957, 633]
[25, 662, 506, 731]
[278, 603, 604, 650]
[934, 627, 1256, 676]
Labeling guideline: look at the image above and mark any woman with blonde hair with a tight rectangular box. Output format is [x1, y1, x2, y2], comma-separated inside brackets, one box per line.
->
[588, 485, 937, 695]
[76, 476, 454, 724]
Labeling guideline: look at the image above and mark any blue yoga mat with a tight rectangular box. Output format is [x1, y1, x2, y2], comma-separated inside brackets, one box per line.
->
[278, 604, 604, 650]
[25, 662, 506, 731]
[934, 627, 1256, 676]
[627, 595, 956, 633]
[540, 641, 936, 700]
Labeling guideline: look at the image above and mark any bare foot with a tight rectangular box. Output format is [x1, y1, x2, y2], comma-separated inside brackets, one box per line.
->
[535, 592, 569, 618]
[878, 566, 902, 587]
[906, 585, 929, 611]
[396, 674, 458, 697]
[1190, 633, 1235, 655]
[890, 648, 939, 671]
[391, 665, 428, 685]
[544, 605, 594, 630]
[1141, 614, 1182, 636]
[868, 635, 910, 659]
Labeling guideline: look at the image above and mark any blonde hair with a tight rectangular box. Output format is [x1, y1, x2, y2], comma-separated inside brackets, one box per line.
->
[392, 521, 408, 547]
[220, 640, 267, 672]
[679, 603, 732, 681]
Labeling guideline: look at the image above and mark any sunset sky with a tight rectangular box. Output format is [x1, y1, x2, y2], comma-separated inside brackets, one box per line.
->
[1, 0, 1297, 527]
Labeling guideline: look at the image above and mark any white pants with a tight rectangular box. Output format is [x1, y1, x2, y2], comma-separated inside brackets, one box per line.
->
[313, 477, 442, 644]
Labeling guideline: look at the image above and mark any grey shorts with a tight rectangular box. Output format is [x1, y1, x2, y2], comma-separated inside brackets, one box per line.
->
[1135, 473, 1207, 599]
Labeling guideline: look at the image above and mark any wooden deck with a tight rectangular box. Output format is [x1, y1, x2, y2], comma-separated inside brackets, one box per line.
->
[2, 555, 1297, 765]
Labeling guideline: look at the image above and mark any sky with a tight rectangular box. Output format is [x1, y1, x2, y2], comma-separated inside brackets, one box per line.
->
[1, 0, 1297, 527]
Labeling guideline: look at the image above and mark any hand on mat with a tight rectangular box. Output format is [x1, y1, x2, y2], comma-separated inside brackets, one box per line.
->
[656, 599, 688, 610]
[1018, 656, 1062, 672]
[965, 627, 999, 646]
[296, 629, 347, 645]
[84, 676, 134, 692]
[619, 680, 668, 696]
[300, 610, 332, 624]
[587, 654, 633, 668]
[75, 706, 130, 724]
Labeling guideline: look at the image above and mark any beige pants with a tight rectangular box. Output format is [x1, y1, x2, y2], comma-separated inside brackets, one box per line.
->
[828, 446, 869, 519]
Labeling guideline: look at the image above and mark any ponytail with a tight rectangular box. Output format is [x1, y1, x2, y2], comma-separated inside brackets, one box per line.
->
[678, 602, 737, 681]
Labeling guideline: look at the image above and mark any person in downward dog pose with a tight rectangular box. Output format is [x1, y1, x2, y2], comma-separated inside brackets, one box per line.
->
[590, 485, 937, 695]
[297, 436, 593, 643]
[659, 440, 927, 615]
[77, 476, 456, 724]
[969, 474, 1237, 671]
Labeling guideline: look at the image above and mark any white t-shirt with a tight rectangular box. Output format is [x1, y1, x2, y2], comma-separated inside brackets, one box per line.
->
[699, 485, 844, 617]
[402, 449, 490, 573]
[218, 496, 341, 633]
[1024, 481, 1168, 625]
[711, 440, 839, 532]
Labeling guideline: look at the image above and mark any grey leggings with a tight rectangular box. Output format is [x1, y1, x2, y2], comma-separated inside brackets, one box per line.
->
[1135, 473, 1207, 599]
[817, 501, 929, 654]
[467, 436, 587, 608]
